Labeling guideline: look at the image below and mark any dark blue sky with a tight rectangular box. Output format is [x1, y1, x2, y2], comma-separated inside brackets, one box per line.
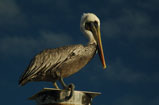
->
[0, 0, 159, 105]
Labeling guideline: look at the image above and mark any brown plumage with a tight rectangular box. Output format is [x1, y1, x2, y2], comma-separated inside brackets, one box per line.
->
[19, 44, 96, 86]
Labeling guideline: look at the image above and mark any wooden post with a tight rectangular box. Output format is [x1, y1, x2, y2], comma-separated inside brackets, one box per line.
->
[29, 88, 101, 105]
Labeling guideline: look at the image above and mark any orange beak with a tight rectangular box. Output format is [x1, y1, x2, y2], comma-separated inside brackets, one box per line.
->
[92, 25, 106, 69]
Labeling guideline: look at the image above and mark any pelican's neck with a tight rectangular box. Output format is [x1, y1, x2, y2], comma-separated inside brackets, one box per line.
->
[82, 29, 97, 45]
[88, 34, 96, 44]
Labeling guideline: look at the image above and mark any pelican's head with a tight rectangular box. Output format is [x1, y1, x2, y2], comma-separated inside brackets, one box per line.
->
[80, 13, 106, 69]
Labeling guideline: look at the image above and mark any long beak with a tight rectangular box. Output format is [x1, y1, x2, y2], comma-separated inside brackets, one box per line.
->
[92, 24, 106, 69]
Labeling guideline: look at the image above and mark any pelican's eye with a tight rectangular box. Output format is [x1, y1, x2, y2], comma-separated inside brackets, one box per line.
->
[85, 21, 98, 31]
[85, 22, 91, 30]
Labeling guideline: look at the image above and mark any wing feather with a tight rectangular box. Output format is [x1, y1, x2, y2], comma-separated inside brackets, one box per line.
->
[19, 44, 83, 85]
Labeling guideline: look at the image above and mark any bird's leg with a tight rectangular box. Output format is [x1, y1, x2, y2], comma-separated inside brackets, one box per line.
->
[59, 77, 67, 88]
[59, 77, 75, 100]
[55, 71, 75, 100]
[53, 82, 59, 89]
[55, 71, 68, 89]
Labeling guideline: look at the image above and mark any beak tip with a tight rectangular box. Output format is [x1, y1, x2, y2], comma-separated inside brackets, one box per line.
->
[103, 65, 106, 69]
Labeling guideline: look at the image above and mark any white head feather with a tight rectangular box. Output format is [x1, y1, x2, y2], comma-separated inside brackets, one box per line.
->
[80, 13, 100, 44]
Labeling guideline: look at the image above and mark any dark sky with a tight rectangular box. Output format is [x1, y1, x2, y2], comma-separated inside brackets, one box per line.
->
[0, 0, 159, 105]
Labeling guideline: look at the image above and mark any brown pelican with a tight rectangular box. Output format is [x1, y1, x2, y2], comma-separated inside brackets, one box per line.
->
[19, 13, 106, 96]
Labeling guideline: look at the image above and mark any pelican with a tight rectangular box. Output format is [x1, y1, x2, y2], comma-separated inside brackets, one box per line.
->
[19, 13, 106, 96]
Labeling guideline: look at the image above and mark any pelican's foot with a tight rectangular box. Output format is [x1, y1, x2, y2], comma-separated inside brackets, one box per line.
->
[64, 83, 75, 100]
[59, 77, 75, 100]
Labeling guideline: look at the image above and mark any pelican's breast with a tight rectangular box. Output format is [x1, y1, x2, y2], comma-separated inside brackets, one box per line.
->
[58, 44, 97, 78]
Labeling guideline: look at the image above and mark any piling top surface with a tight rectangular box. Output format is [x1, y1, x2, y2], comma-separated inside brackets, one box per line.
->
[29, 88, 101, 105]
